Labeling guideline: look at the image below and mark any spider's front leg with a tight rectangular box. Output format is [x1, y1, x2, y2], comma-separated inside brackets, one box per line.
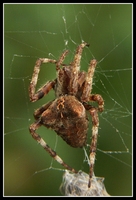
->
[29, 120, 77, 174]
[29, 58, 57, 102]
[29, 49, 69, 102]
[81, 59, 97, 102]
[69, 42, 89, 95]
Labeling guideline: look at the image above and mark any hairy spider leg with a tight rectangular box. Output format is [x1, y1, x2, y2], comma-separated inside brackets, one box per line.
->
[29, 58, 57, 102]
[83, 94, 104, 188]
[29, 121, 77, 174]
[82, 102, 98, 188]
[33, 101, 54, 120]
[69, 42, 89, 95]
[56, 50, 69, 70]
[30, 81, 56, 102]
[81, 59, 104, 110]
[88, 107, 99, 188]
[55, 50, 69, 95]
[29, 50, 70, 102]
[81, 59, 97, 102]
[90, 94, 104, 112]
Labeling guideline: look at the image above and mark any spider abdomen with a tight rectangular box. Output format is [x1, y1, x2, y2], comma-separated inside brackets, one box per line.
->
[41, 95, 89, 148]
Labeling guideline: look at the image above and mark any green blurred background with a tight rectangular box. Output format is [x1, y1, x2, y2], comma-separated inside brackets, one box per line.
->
[4, 4, 132, 196]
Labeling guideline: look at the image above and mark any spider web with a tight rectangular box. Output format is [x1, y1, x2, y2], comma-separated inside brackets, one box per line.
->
[4, 3, 132, 197]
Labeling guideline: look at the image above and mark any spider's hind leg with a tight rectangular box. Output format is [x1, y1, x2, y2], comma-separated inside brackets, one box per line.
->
[88, 107, 99, 188]
[83, 102, 102, 188]
[29, 121, 77, 174]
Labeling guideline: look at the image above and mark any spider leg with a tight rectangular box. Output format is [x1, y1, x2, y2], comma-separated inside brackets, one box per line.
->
[84, 94, 104, 188]
[55, 50, 69, 95]
[29, 58, 57, 102]
[29, 80, 56, 102]
[29, 121, 77, 173]
[90, 94, 104, 112]
[81, 105, 99, 188]
[56, 50, 69, 70]
[81, 59, 97, 102]
[69, 42, 89, 95]
[88, 107, 99, 188]
[33, 100, 54, 120]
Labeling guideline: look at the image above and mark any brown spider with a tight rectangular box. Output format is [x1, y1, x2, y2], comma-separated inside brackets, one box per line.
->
[29, 42, 104, 188]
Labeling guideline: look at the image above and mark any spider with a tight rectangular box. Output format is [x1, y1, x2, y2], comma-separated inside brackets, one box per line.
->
[29, 42, 104, 188]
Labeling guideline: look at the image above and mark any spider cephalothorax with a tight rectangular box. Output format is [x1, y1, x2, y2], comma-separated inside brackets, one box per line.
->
[29, 42, 104, 187]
